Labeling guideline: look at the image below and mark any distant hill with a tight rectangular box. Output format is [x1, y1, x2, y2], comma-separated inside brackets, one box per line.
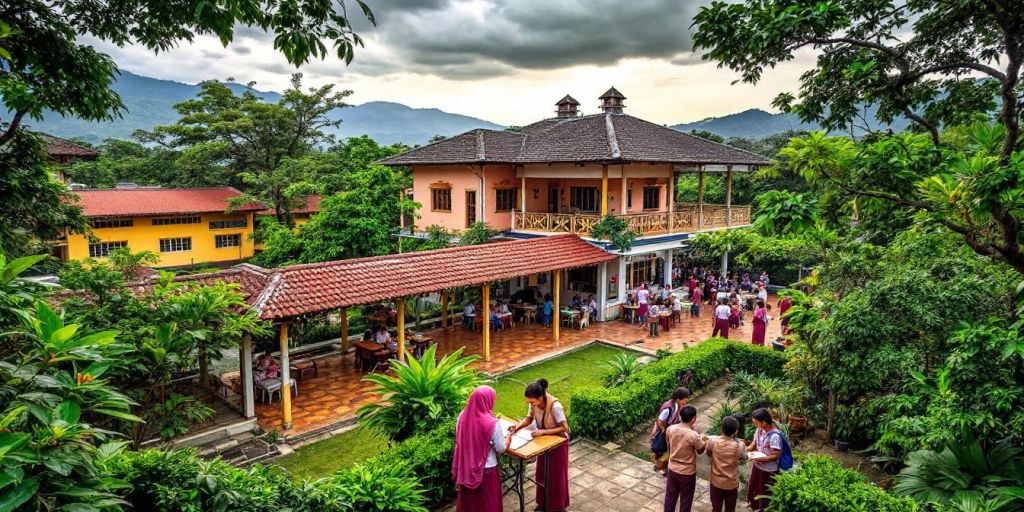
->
[671, 108, 910, 139]
[10, 70, 505, 146]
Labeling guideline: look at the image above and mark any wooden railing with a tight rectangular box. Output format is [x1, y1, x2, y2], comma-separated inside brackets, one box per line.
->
[513, 204, 751, 237]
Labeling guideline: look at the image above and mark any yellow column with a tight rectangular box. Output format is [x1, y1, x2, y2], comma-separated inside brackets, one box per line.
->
[553, 271, 561, 343]
[340, 308, 349, 354]
[620, 170, 628, 214]
[397, 298, 406, 361]
[601, 165, 609, 216]
[668, 169, 675, 233]
[725, 165, 733, 226]
[279, 323, 292, 430]
[441, 290, 448, 328]
[697, 171, 705, 229]
[482, 283, 491, 361]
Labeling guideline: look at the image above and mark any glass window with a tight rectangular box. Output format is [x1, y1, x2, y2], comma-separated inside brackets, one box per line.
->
[88, 241, 128, 258]
[431, 188, 452, 212]
[495, 188, 517, 212]
[159, 237, 192, 252]
[627, 258, 655, 289]
[152, 215, 201, 226]
[209, 219, 247, 229]
[643, 186, 660, 210]
[215, 234, 241, 248]
[89, 217, 133, 229]
[569, 187, 599, 212]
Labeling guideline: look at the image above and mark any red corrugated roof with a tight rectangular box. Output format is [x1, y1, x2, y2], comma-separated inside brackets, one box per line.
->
[253, 235, 615, 320]
[257, 195, 322, 216]
[74, 187, 263, 217]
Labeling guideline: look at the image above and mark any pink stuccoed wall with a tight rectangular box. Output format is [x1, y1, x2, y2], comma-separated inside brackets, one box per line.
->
[411, 164, 518, 232]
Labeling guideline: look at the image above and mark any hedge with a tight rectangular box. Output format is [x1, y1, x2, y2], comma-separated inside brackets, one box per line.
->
[362, 419, 457, 509]
[570, 338, 787, 440]
[770, 455, 918, 512]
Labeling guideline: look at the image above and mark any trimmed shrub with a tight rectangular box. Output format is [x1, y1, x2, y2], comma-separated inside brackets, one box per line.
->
[570, 339, 786, 440]
[771, 455, 918, 512]
[363, 419, 457, 509]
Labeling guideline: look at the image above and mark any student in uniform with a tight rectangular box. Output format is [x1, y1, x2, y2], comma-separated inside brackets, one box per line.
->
[650, 387, 691, 475]
[704, 416, 747, 512]
[746, 408, 783, 512]
[711, 299, 732, 338]
[509, 379, 570, 512]
[664, 405, 705, 512]
[453, 386, 512, 512]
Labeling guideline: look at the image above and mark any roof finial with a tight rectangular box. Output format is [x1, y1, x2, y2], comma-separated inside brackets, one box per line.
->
[599, 87, 625, 114]
[555, 94, 580, 118]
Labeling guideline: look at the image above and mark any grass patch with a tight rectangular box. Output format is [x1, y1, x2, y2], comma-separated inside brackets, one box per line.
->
[274, 427, 389, 480]
[491, 343, 627, 420]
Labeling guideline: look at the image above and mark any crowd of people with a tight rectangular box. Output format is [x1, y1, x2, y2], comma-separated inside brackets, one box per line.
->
[452, 382, 793, 512]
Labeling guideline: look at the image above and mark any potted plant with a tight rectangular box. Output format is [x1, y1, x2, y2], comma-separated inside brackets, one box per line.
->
[781, 384, 811, 433]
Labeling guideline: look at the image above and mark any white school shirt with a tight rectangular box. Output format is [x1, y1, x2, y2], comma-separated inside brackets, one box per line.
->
[757, 289, 768, 302]
[526, 401, 567, 429]
[637, 289, 650, 305]
[485, 421, 508, 468]
[714, 304, 732, 320]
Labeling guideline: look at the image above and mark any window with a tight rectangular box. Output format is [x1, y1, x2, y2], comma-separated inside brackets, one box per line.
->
[152, 215, 201, 226]
[89, 217, 133, 229]
[627, 184, 633, 209]
[495, 188, 517, 212]
[215, 234, 241, 248]
[431, 188, 452, 212]
[627, 258, 655, 289]
[159, 237, 192, 252]
[88, 241, 127, 258]
[209, 219, 247, 230]
[643, 186, 661, 210]
[569, 186, 599, 212]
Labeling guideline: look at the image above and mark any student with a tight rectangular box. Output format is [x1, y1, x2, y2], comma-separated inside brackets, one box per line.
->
[671, 295, 683, 323]
[637, 283, 651, 324]
[664, 405, 706, 512]
[705, 416, 747, 512]
[746, 408, 785, 512]
[509, 379, 569, 512]
[542, 294, 554, 326]
[756, 282, 768, 303]
[751, 299, 767, 346]
[489, 306, 502, 331]
[778, 295, 792, 334]
[587, 294, 598, 317]
[374, 325, 394, 348]
[453, 386, 511, 512]
[650, 387, 691, 475]
[463, 302, 476, 329]
[648, 303, 661, 337]
[690, 286, 702, 318]
[711, 299, 731, 338]
[687, 274, 697, 299]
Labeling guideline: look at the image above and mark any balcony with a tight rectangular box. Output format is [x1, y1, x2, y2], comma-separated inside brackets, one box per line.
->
[512, 204, 751, 237]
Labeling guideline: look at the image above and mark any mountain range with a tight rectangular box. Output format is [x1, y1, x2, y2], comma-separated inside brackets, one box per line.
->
[10, 70, 907, 146]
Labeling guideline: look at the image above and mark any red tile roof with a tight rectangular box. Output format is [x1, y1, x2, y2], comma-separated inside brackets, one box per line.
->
[253, 235, 615, 320]
[40, 134, 99, 159]
[73, 187, 263, 217]
[258, 195, 322, 216]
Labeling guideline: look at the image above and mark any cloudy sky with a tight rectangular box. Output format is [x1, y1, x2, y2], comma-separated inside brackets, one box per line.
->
[85, 0, 816, 126]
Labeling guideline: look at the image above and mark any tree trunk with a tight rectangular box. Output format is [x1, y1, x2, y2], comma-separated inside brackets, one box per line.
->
[826, 390, 837, 440]
[198, 341, 209, 393]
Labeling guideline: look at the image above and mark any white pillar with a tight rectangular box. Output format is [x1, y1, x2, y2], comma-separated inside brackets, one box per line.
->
[597, 261, 609, 321]
[617, 256, 627, 301]
[721, 251, 729, 276]
[663, 249, 674, 287]
[240, 331, 255, 418]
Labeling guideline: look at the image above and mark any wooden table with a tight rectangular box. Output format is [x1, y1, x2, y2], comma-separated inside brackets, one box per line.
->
[498, 415, 569, 512]
[622, 304, 640, 323]
[408, 335, 433, 359]
[354, 341, 392, 372]
[510, 304, 537, 324]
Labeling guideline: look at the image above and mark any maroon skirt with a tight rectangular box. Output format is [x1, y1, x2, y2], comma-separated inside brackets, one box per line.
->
[536, 441, 570, 512]
[457, 466, 502, 512]
[745, 465, 776, 511]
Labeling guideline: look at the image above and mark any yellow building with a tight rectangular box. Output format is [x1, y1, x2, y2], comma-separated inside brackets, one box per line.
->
[65, 187, 261, 268]
[253, 195, 322, 251]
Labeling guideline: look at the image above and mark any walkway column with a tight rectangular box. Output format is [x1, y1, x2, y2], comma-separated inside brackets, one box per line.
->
[601, 165, 609, 216]
[553, 270, 561, 343]
[620, 170, 628, 214]
[725, 165, 733, 226]
[482, 283, 491, 361]
[663, 249, 674, 287]
[597, 262, 608, 321]
[668, 169, 675, 233]
[697, 171, 705, 229]
[440, 290, 448, 328]
[617, 256, 627, 302]
[240, 331, 255, 418]
[279, 323, 292, 430]
[721, 252, 729, 276]
[520, 174, 527, 227]
[397, 297, 406, 361]
[340, 307, 349, 354]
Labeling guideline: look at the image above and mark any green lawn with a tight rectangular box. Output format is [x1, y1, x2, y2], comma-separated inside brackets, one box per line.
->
[490, 343, 627, 421]
[272, 343, 629, 479]
[274, 427, 389, 480]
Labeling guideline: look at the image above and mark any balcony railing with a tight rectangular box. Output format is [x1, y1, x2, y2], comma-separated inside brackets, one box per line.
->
[513, 204, 751, 237]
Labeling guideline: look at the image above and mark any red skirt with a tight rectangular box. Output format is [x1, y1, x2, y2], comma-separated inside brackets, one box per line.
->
[712, 317, 730, 338]
[745, 465, 776, 511]
[536, 441, 570, 511]
[457, 466, 502, 512]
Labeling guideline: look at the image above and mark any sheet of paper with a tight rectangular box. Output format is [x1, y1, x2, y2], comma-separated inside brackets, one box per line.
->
[509, 435, 530, 450]
[748, 451, 768, 460]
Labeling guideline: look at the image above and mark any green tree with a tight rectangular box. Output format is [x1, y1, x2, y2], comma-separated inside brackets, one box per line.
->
[589, 215, 639, 252]
[693, 0, 1024, 274]
[458, 222, 498, 246]
[753, 190, 819, 235]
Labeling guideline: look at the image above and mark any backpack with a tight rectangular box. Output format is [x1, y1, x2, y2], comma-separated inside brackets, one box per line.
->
[767, 430, 794, 471]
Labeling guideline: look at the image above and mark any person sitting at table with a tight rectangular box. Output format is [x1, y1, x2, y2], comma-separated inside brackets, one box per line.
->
[570, 293, 582, 309]
[453, 385, 511, 512]
[375, 325, 396, 351]
[542, 293, 554, 326]
[254, 353, 280, 383]
[741, 273, 753, 292]
[661, 284, 673, 302]
[362, 328, 374, 341]
[509, 379, 570, 512]
[463, 302, 476, 329]
[489, 306, 503, 331]
[587, 294, 598, 317]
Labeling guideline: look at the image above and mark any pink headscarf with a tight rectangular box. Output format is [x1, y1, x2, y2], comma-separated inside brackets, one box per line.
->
[452, 385, 498, 489]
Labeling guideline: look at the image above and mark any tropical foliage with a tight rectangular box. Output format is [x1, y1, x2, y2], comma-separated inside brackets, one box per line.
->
[589, 215, 639, 252]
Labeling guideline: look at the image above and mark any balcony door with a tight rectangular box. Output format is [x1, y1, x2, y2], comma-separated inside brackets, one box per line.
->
[466, 190, 477, 227]
[547, 186, 559, 213]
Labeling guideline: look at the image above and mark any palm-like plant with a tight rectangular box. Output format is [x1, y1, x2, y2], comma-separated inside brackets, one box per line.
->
[893, 436, 1024, 511]
[603, 353, 642, 386]
[357, 345, 482, 442]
